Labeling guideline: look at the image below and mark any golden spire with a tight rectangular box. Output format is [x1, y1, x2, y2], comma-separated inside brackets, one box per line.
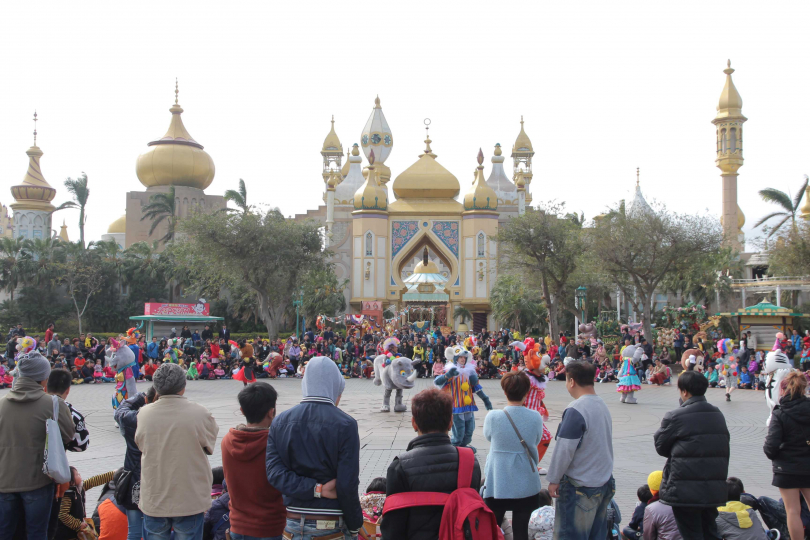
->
[10, 110, 56, 209]
[374, 95, 381, 109]
[322, 115, 342, 152]
[512, 115, 534, 153]
[716, 59, 744, 118]
[175, 78, 179, 105]
[59, 220, 69, 242]
[463, 148, 498, 212]
[636, 167, 640, 187]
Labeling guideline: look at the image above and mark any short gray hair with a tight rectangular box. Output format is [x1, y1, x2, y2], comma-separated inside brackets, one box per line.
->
[153, 363, 186, 395]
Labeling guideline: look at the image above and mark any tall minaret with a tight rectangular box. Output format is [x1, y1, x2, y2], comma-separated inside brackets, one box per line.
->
[511, 116, 535, 204]
[321, 116, 343, 183]
[360, 96, 393, 185]
[11, 111, 56, 239]
[712, 60, 747, 251]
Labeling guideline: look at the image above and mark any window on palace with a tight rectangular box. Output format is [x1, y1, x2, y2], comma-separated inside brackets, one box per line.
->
[730, 128, 737, 152]
[720, 128, 727, 153]
[477, 233, 485, 257]
[365, 232, 373, 256]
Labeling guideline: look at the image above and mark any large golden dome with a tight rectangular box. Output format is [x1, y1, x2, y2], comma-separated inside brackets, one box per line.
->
[392, 138, 459, 199]
[11, 144, 57, 208]
[353, 150, 388, 212]
[136, 84, 215, 190]
[108, 214, 126, 234]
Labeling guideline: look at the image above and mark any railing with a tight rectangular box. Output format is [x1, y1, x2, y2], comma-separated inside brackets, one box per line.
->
[732, 276, 810, 284]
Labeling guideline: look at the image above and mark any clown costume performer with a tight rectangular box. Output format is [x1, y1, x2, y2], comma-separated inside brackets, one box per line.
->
[617, 344, 642, 404]
[434, 345, 493, 451]
[511, 340, 554, 472]
[106, 338, 139, 410]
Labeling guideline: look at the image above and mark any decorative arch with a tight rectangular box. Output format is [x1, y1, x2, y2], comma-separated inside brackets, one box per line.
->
[390, 229, 458, 292]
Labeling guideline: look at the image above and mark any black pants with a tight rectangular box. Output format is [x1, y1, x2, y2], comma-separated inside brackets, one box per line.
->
[671, 506, 720, 540]
[484, 494, 539, 540]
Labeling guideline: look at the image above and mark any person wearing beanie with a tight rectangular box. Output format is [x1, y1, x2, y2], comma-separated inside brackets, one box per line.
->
[135, 363, 219, 538]
[0, 351, 75, 539]
[266, 356, 363, 539]
[642, 470, 680, 539]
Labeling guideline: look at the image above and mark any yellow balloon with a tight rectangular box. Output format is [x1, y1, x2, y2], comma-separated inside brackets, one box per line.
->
[464, 396, 472, 405]
[461, 382, 470, 392]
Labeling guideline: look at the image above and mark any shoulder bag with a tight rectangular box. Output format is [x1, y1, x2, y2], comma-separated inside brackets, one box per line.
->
[43, 395, 71, 484]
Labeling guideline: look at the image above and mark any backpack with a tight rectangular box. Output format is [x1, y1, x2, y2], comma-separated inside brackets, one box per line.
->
[382, 447, 504, 540]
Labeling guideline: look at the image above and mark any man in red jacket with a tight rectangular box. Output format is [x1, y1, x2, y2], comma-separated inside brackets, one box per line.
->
[222, 383, 287, 539]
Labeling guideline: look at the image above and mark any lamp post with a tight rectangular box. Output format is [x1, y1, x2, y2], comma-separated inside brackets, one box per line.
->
[576, 286, 588, 337]
[293, 286, 304, 339]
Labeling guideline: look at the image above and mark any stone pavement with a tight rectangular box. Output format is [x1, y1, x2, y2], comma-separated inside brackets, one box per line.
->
[54, 376, 779, 518]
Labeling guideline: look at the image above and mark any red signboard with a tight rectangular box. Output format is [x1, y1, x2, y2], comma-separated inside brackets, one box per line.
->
[144, 303, 210, 316]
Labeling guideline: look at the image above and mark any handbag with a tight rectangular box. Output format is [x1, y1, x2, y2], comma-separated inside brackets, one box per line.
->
[114, 469, 139, 510]
[43, 395, 71, 484]
[77, 519, 98, 540]
[502, 409, 538, 473]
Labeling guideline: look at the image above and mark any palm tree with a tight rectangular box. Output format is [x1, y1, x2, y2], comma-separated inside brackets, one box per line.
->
[223, 179, 249, 214]
[140, 186, 177, 244]
[0, 237, 29, 302]
[754, 175, 809, 238]
[51, 173, 90, 247]
[453, 306, 472, 328]
[24, 237, 64, 288]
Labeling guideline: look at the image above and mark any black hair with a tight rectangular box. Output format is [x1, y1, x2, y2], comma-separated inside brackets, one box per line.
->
[238, 382, 278, 424]
[638, 484, 652, 504]
[566, 361, 596, 387]
[211, 466, 224, 487]
[678, 370, 708, 396]
[726, 477, 744, 501]
[366, 477, 386, 493]
[537, 489, 552, 507]
[47, 369, 72, 395]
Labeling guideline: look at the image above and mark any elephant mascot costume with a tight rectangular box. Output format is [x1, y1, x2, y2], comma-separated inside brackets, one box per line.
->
[373, 337, 420, 412]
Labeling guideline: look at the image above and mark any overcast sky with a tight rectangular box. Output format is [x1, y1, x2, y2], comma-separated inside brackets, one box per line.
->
[1, 1, 808, 251]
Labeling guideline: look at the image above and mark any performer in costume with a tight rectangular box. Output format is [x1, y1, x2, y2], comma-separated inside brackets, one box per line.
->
[434, 345, 493, 451]
[511, 339, 554, 472]
[617, 344, 642, 404]
[764, 349, 793, 425]
[106, 338, 138, 410]
[233, 339, 257, 386]
[373, 337, 420, 412]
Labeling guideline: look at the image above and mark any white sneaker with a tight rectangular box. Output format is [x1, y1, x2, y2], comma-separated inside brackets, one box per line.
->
[537, 466, 548, 475]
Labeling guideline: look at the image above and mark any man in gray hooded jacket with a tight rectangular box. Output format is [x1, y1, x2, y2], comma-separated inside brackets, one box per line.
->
[266, 356, 363, 539]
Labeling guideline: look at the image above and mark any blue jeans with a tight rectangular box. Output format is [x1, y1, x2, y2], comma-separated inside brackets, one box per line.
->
[127, 508, 144, 540]
[282, 516, 354, 540]
[143, 512, 205, 540]
[451, 412, 475, 447]
[230, 533, 282, 540]
[554, 475, 615, 540]
[0, 483, 55, 540]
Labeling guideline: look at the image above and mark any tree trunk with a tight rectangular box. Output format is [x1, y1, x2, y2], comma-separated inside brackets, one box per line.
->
[641, 288, 654, 347]
[541, 273, 559, 340]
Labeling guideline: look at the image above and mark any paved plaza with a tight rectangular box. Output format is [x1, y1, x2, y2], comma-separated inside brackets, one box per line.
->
[50, 376, 779, 516]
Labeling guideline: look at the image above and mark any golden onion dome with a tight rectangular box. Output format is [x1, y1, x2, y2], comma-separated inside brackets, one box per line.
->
[11, 144, 57, 205]
[392, 137, 459, 199]
[512, 116, 534, 154]
[414, 259, 440, 274]
[716, 60, 744, 119]
[136, 82, 215, 190]
[108, 214, 126, 234]
[59, 221, 69, 242]
[322, 116, 343, 154]
[463, 149, 498, 212]
[353, 150, 388, 212]
[515, 169, 526, 188]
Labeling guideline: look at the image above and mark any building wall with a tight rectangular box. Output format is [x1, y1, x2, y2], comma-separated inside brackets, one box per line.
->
[125, 186, 225, 248]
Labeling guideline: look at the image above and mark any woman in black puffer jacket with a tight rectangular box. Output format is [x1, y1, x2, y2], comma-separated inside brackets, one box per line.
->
[763, 371, 810, 540]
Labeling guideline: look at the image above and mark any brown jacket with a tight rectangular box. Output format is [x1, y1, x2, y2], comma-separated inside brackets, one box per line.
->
[135, 394, 219, 517]
[0, 377, 75, 492]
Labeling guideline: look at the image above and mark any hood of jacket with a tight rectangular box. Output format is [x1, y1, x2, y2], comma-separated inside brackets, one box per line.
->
[223, 426, 269, 462]
[717, 501, 754, 528]
[301, 356, 344, 403]
[6, 377, 46, 402]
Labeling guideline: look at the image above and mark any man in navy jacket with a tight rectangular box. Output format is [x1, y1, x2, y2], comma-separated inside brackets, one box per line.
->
[266, 356, 363, 538]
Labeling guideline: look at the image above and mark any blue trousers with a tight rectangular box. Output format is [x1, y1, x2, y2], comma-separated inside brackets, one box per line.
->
[554, 475, 615, 540]
[282, 516, 353, 540]
[451, 412, 475, 447]
[0, 483, 55, 540]
[143, 512, 205, 540]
